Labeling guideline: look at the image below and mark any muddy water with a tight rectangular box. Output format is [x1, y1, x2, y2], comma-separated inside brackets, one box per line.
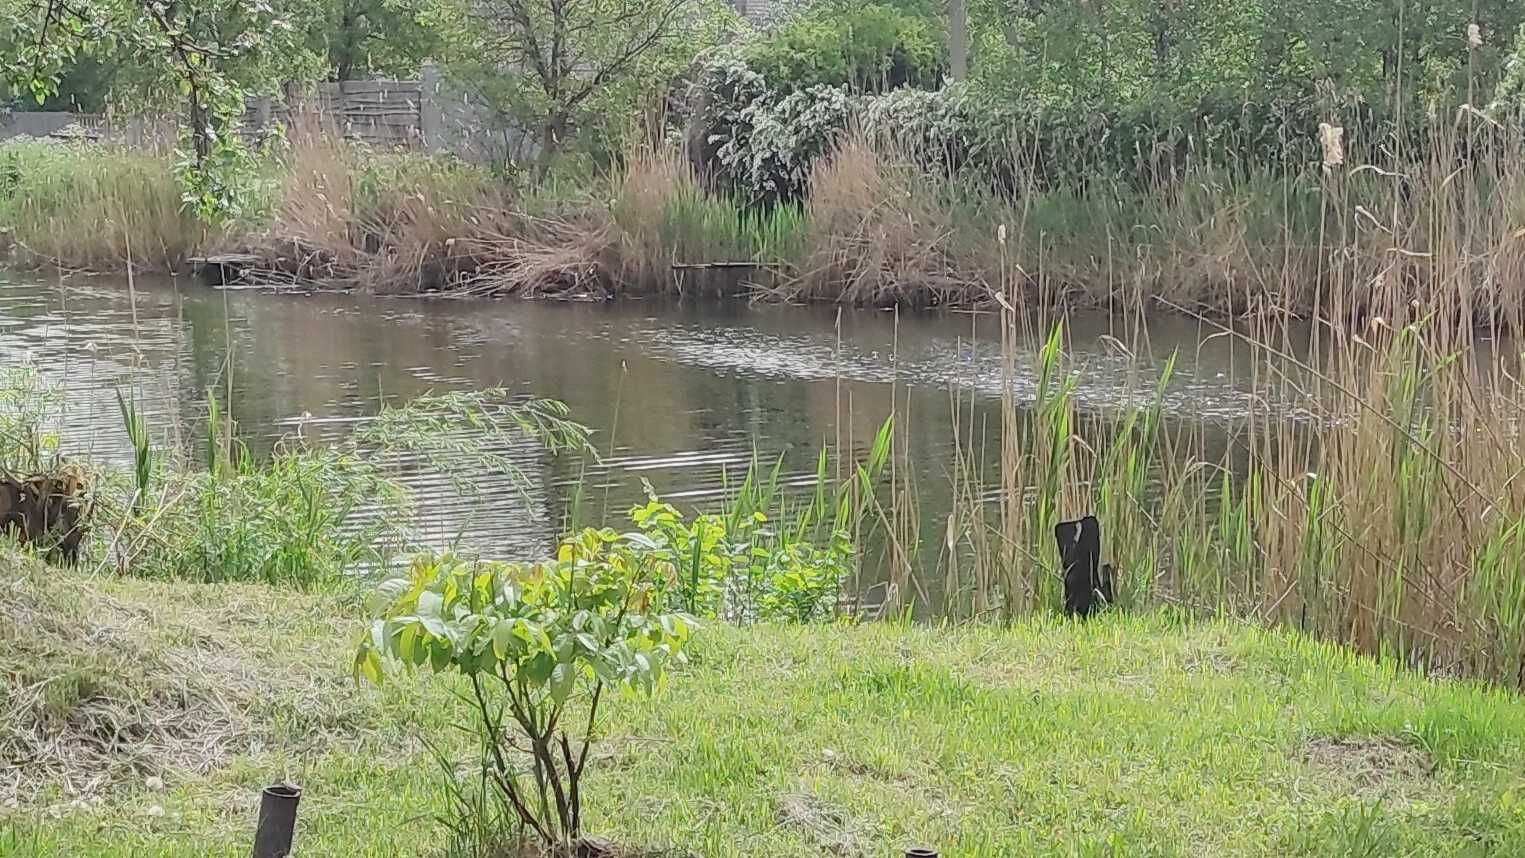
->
[0, 273, 1295, 594]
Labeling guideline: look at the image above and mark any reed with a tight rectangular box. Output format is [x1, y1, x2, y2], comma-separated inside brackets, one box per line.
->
[0, 139, 204, 270]
[611, 145, 807, 295]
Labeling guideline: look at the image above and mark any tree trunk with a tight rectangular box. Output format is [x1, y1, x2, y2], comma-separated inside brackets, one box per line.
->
[188, 88, 211, 165]
[534, 116, 564, 180]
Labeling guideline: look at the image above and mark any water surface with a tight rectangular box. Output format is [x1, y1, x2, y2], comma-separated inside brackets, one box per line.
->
[1, 273, 1292, 594]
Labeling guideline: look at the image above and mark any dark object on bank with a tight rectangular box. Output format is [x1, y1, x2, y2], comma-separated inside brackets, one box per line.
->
[189, 253, 261, 287]
[1054, 515, 1115, 618]
[905, 849, 939, 857]
[0, 470, 90, 565]
[252, 782, 303, 858]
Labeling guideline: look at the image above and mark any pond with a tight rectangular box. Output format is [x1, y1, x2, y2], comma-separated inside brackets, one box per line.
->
[0, 272, 1295, 601]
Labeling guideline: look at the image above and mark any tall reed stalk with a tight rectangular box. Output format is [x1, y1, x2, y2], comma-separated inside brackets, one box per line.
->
[889, 115, 1525, 688]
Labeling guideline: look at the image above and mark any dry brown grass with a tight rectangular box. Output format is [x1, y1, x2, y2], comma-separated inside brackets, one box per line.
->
[244, 123, 617, 297]
[0, 551, 383, 806]
[610, 145, 690, 287]
[789, 137, 978, 308]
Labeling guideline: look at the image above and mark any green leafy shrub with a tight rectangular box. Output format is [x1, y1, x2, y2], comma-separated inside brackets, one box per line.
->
[140, 447, 404, 587]
[112, 390, 590, 588]
[174, 129, 279, 227]
[625, 417, 893, 623]
[745, 1, 945, 93]
[0, 360, 62, 477]
[715, 81, 854, 201]
[629, 492, 858, 623]
[355, 542, 696, 855]
[1495, 24, 1525, 113]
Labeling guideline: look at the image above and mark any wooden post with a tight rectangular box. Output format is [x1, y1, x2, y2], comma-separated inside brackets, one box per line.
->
[253, 95, 272, 143]
[419, 60, 443, 150]
[948, 0, 968, 80]
[1054, 515, 1104, 618]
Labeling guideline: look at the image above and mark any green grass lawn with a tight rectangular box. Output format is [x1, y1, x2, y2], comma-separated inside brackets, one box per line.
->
[3, 564, 1523, 857]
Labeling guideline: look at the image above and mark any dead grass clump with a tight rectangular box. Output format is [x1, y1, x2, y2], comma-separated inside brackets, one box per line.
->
[0, 564, 246, 804]
[791, 137, 976, 308]
[463, 214, 617, 299]
[610, 145, 691, 286]
[775, 791, 865, 856]
[0, 556, 368, 807]
[1300, 736, 1435, 800]
[245, 123, 615, 297]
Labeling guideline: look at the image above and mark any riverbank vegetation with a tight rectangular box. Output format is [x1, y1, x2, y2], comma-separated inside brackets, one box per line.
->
[9, 115, 1525, 317]
[5, 1, 1525, 316]
[7, 0, 1525, 853]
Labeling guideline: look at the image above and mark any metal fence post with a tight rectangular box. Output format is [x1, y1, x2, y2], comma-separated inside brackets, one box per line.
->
[419, 60, 443, 150]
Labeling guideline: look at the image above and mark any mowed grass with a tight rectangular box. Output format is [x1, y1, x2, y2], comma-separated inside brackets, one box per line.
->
[2, 565, 1523, 857]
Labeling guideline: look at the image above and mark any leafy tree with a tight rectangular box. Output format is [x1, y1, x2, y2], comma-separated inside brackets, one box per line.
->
[745, 0, 946, 93]
[1494, 23, 1525, 112]
[307, 0, 442, 80]
[425, 0, 732, 176]
[1, 0, 316, 162]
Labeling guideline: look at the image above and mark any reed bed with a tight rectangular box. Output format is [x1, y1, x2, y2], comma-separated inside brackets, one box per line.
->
[0, 139, 204, 270]
[868, 118, 1525, 688]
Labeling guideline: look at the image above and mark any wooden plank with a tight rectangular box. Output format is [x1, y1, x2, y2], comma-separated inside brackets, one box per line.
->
[340, 80, 421, 96]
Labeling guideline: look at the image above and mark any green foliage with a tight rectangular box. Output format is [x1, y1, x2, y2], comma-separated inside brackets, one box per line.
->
[1495, 24, 1525, 112]
[115, 390, 153, 514]
[355, 390, 594, 496]
[113, 390, 589, 588]
[125, 444, 406, 587]
[624, 417, 893, 623]
[965, 0, 1523, 110]
[745, 0, 945, 93]
[3, 0, 322, 216]
[430, 0, 733, 174]
[0, 360, 61, 478]
[355, 545, 696, 853]
[709, 71, 855, 201]
[174, 127, 280, 227]
[312, 0, 443, 80]
[0, 139, 198, 269]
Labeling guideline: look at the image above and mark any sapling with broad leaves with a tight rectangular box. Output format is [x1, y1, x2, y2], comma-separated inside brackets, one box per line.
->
[355, 532, 696, 856]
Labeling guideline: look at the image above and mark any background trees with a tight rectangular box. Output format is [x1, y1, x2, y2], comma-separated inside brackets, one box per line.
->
[6, 0, 1525, 181]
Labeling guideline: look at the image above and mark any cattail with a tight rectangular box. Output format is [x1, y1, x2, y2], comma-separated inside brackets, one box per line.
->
[997, 223, 1007, 245]
[1468, 22, 1483, 49]
[1318, 123, 1345, 174]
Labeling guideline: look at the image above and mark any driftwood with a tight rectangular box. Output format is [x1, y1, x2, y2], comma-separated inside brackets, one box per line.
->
[1, 471, 90, 565]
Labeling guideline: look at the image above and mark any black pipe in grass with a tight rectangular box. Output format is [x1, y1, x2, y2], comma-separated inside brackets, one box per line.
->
[904, 849, 939, 857]
[252, 782, 302, 858]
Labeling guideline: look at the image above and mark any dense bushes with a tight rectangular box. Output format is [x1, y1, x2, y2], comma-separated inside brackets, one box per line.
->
[1496, 24, 1525, 111]
[745, 0, 944, 92]
[692, 46, 1525, 204]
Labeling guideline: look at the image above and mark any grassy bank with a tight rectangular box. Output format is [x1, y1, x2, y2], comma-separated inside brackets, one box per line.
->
[4, 557, 1524, 857]
[6, 121, 1525, 319]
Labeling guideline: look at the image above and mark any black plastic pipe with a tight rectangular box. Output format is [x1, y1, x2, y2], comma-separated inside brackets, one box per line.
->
[252, 782, 302, 858]
[905, 849, 939, 858]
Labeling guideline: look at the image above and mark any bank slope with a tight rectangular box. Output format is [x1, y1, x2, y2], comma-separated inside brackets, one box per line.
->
[2, 563, 1522, 857]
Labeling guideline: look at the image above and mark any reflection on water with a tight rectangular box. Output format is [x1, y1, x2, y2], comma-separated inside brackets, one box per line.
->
[0, 272, 1298, 593]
